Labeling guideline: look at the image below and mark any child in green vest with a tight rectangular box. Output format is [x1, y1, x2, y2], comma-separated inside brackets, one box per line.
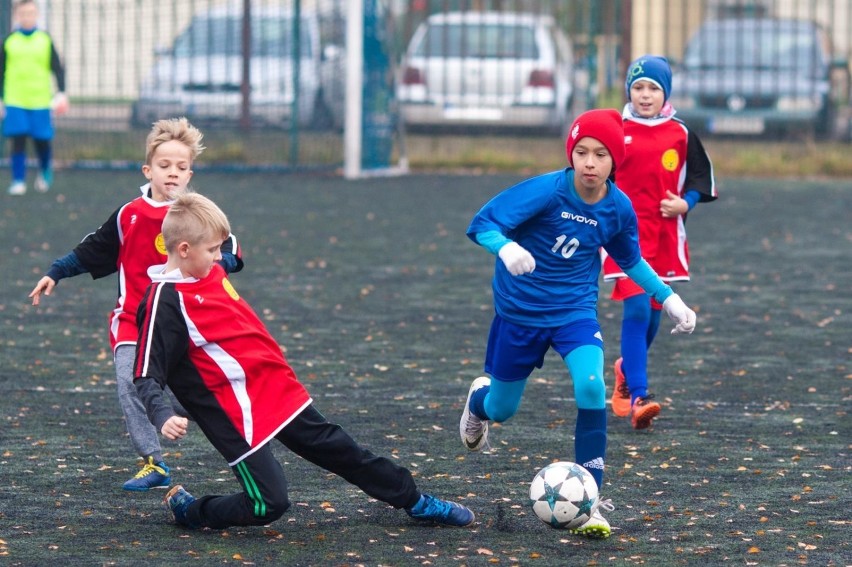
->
[1, 0, 69, 195]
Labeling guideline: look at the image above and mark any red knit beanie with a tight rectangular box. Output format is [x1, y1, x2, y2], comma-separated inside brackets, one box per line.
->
[565, 109, 625, 170]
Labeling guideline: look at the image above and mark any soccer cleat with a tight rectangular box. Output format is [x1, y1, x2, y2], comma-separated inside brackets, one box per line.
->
[122, 456, 170, 491]
[631, 395, 661, 430]
[571, 498, 614, 539]
[460, 376, 490, 451]
[8, 181, 26, 195]
[610, 357, 632, 417]
[165, 485, 200, 528]
[406, 493, 475, 527]
[35, 168, 53, 192]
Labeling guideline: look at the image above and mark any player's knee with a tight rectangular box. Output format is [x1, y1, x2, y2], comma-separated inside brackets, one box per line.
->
[574, 376, 606, 409]
[486, 398, 520, 422]
[257, 492, 290, 524]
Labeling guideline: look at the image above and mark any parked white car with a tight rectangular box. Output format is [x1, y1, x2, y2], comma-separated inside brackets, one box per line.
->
[397, 11, 575, 132]
[131, 4, 333, 128]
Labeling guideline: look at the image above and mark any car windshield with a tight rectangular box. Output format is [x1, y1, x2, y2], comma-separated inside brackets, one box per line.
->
[173, 16, 312, 57]
[684, 24, 825, 71]
[414, 23, 538, 59]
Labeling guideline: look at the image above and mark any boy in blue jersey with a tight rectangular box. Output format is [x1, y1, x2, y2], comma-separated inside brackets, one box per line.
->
[459, 109, 697, 539]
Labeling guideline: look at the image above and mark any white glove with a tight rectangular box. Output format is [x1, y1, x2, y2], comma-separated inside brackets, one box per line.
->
[662, 293, 696, 335]
[498, 242, 535, 276]
[52, 92, 69, 116]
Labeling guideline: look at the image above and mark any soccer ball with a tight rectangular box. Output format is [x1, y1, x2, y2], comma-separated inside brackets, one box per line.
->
[529, 461, 599, 529]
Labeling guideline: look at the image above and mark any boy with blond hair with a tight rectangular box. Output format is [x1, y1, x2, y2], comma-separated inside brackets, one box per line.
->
[135, 192, 474, 530]
[29, 117, 243, 491]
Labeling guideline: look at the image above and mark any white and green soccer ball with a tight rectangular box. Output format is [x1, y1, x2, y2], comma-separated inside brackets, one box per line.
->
[529, 461, 598, 529]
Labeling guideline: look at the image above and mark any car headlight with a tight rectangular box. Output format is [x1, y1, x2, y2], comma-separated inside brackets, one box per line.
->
[776, 95, 821, 112]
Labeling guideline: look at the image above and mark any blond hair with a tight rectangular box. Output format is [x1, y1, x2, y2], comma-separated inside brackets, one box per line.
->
[145, 117, 205, 165]
[162, 192, 230, 252]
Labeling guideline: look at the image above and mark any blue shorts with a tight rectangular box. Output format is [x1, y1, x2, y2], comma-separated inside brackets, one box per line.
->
[3, 106, 54, 139]
[484, 314, 604, 382]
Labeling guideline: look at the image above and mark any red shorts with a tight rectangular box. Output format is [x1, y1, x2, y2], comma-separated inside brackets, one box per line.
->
[610, 278, 662, 309]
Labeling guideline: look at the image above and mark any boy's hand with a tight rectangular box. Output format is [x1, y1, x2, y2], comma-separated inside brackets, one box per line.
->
[161, 416, 189, 440]
[498, 242, 536, 276]
[660, 191, 688, 218]
[52, 93, 69, 116]
[29, 276, 57, 306]
[662, 293, 696, 334]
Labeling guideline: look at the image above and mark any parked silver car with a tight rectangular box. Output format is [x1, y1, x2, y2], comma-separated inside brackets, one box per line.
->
[397, 11, 575, 132]
[131, 4, 333, 128]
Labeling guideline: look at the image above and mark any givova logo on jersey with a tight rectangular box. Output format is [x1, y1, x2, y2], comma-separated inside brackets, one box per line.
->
[561, 211, 598, 226]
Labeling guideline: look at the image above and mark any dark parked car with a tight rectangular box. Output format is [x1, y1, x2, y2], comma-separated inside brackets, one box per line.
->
[669, 18, 848, 138]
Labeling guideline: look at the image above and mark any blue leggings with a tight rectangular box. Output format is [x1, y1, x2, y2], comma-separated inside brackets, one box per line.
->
[482, 344, 605, 420]
[475, 345, 608, 488]
[620, 294, 662, 401]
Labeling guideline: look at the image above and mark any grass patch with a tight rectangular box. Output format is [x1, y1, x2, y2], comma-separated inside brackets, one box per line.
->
[0, 171, 848, 565]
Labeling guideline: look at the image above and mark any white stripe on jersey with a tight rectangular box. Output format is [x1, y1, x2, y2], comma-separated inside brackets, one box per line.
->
[177, 290, 255, 445]
[140, 283, 164, 378]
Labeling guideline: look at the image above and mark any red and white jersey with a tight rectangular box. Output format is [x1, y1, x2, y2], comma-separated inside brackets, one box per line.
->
[135, 264, 312, 465]
[603, 105, 716, 283]
[71, 184, 243, 351]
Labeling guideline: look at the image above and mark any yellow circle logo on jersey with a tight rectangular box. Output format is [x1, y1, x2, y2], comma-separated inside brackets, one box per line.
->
[155, 233, 167, 255]
[223, 278, 240, 301]
[661, 149, 679, 171]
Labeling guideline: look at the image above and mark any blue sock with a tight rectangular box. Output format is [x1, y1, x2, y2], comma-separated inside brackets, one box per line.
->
[621, 319, 649, 402]
[11, 152, 26, 182]
[469, 385, 490, 420]
[35, 143, 51, 173]
[622, 295, 652, 402]
[647, 308, 662, 347]
[575, 408, 607, 489]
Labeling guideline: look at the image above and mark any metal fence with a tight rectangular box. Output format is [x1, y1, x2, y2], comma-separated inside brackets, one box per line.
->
[3, 0, 851, 171]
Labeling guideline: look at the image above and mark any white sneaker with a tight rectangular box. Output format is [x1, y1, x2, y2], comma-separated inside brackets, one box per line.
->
[571, 498, 614, 539]
[8, 181, 26, 195]
[460, 376, 490, 451]
[35, 170, 51, 192]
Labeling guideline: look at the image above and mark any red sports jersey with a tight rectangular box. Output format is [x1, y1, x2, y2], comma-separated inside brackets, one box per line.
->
[602, 109, 715, 287]
[135, 264, 312, 465]
[110, 195, 172, 347]
[71, 184, 242, 351]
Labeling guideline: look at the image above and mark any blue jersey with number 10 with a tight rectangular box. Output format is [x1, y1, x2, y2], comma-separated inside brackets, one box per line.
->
[467, 168, 642, 327]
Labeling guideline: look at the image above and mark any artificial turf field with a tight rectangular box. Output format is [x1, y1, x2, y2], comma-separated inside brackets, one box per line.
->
[0, 169, 849, 566]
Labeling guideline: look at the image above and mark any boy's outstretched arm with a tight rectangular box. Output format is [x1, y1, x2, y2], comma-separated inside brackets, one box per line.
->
[134, 283, 191, 437]
[29, 276, 57, 306]
[29, 251, 89, 305]
[623, 259, 697, 334]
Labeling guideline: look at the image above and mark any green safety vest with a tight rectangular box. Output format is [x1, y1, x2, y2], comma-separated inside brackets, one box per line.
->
[3, 30, 54, 109]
